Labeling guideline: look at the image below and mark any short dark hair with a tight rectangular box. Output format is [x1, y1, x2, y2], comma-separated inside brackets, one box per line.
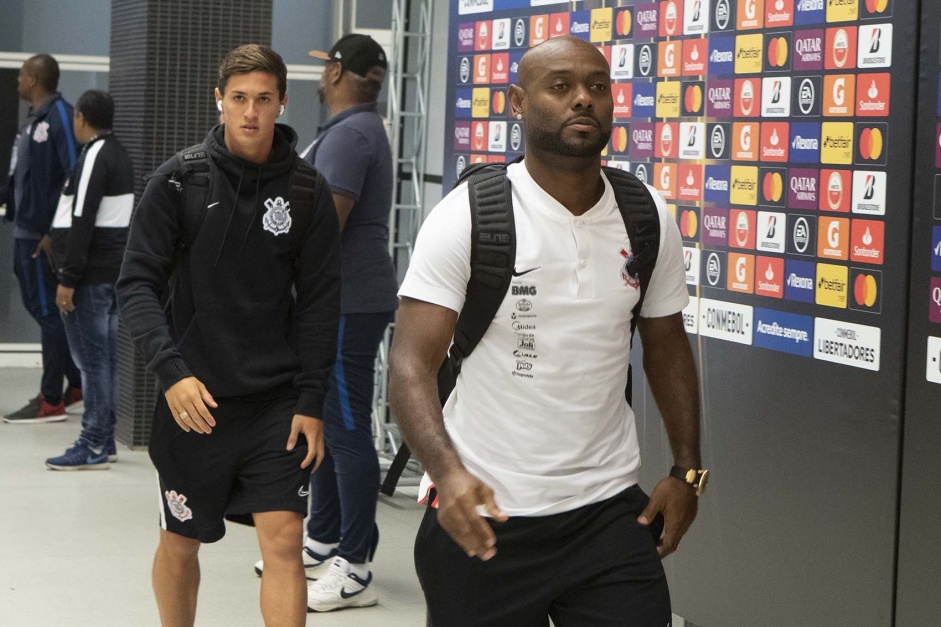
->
[26, 54, 59, 92]
[218, 44, 287, 99]
[76, 90, 115, 130]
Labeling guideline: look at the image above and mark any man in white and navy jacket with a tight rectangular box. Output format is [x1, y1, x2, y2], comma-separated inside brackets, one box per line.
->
[47, 90, 134, 470]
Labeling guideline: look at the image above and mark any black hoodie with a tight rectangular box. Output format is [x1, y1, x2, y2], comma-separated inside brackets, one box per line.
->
[116, 124, 341, 418]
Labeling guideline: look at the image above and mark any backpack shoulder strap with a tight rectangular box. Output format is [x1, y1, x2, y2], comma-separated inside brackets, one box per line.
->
[602, 166, 662, 405]
[448, 165, 516, 375]
[288, 156, 318, 263]
[603, 166, 661, 318]
[168, 143, 212, 264]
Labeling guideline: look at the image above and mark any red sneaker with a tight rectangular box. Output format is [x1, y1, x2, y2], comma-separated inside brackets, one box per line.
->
[2, 395, 67, 424]
[64, 386, 83, 408]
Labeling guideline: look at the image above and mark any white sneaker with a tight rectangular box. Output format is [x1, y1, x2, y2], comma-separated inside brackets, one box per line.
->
[254, 545, 337, 580]
[307, 557, 378, 612]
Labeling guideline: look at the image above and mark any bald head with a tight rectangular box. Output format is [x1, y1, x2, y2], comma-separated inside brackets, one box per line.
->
[25, 54, 59, 93]
[517, 36, 608, 90]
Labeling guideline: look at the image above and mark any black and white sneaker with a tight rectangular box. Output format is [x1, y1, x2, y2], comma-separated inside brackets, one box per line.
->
[306, 557, 378, 612]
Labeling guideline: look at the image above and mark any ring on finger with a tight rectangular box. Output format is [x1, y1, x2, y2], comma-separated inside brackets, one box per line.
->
[179, 411, 191, 421]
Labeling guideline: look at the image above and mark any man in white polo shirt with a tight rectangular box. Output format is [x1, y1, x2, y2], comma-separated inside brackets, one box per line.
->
[389, 36, 705, 626]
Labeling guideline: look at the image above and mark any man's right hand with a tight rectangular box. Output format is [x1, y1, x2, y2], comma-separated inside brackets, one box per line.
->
[435, 469, 508, 561]
[165, 376, 218, 434]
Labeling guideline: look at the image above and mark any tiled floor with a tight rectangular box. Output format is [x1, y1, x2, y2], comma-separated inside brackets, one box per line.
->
[0, 368, 427, 627]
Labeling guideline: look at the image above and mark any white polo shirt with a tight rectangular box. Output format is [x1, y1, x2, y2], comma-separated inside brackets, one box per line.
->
[399, 162, 688, 516]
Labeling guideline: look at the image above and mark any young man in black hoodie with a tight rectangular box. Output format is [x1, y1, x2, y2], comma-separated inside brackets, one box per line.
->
[116, 45, 341, 626]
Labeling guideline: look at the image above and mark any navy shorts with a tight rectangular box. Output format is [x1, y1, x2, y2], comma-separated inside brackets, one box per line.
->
[150, 386, 310, 543]
[415, 484, 671, 627]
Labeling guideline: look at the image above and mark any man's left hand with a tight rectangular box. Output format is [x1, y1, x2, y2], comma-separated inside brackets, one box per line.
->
[32, 234, 53, 265]
[287, 414, 324, 471]
[56, 285, 75, 315]
[638, 476, 698, 558]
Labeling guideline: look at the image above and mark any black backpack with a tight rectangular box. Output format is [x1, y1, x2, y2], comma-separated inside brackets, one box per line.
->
[166, 143, 318, 269]
[380, 161, 662, 496]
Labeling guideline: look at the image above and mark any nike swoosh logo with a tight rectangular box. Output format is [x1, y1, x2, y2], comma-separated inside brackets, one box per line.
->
[298, 486, 310, 497]
[339, 587, 365, 599]
[512, 267, 540, 277]
[207, 202, 220, 208]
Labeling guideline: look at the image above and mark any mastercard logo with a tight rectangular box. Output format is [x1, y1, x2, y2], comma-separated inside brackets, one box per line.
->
[859, 127, 884, 160]
[865, 0, 889, 13]
[762, 171, 784, 203]
[854, 273, 878, 307]
[767, 37, 788, 68]
[616, 10, 632, 36]
[611, 127, 628, 152]
[492, 91, 506, 114]
[680, 210, 698, 238]
[685, 85, 704, 114]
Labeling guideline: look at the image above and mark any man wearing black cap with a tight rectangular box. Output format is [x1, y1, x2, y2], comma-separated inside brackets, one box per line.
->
[253, 33, 398, 612]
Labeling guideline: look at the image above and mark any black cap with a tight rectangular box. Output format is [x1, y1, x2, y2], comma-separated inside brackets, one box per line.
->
[309, 34, 387, 82]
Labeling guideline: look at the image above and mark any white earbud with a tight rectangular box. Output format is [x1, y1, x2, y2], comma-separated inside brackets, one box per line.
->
[216, 101, 223, 113]
[279, 105, 285, 116]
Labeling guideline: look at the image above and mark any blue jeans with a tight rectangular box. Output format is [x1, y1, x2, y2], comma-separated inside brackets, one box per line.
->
[308, 311, 393, 564]
[12, 238, 81, 403]
[61, 283, 118, 450]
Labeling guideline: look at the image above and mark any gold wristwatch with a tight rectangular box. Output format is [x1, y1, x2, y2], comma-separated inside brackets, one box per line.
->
[670, 465, 709, 496]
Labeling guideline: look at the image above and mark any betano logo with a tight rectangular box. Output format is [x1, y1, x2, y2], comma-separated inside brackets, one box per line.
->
[815, 263, 848, 309]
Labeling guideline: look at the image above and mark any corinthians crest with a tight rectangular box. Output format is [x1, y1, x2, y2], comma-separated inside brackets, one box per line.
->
[262, 196, 292, 235]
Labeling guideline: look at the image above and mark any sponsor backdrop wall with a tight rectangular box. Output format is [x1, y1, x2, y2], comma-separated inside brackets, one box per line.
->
[443, 1, 915, 625]
[896, 1, 940, 624]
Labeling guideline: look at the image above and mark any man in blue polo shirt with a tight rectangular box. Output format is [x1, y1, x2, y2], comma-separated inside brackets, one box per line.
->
[2, 54, 82, 424]
[254, 34, 398, 612]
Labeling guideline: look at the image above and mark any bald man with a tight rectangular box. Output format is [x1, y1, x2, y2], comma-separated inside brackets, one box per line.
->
[389, 37, 703, 626]
[3, 54, 83, 425]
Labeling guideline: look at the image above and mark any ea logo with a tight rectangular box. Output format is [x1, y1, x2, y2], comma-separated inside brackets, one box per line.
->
[799, 79, 815, 115]
[793, 217, 809, 252]
[827, 220, 840, 248]
[456, 155, 467, 179]
[706, 253, 721, 285]
[711, 125, 726, 158]
[715, 0, 731, 29]
[638, 45, 653, 76]
[510, 123, 522, 151]
[459, 58, 470, 83]
[514, 19, 525, 47]
[736, 256, 747, 282]
[635, 164, 649, 183]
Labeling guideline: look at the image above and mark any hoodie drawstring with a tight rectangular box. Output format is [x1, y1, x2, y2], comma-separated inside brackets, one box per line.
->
[239, 172, 263, 253]
[214, 163, 245, 267]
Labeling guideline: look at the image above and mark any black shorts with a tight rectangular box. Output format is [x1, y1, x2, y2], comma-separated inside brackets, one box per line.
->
[415, 484, 671, 627]
[150, 386, 309, 543]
